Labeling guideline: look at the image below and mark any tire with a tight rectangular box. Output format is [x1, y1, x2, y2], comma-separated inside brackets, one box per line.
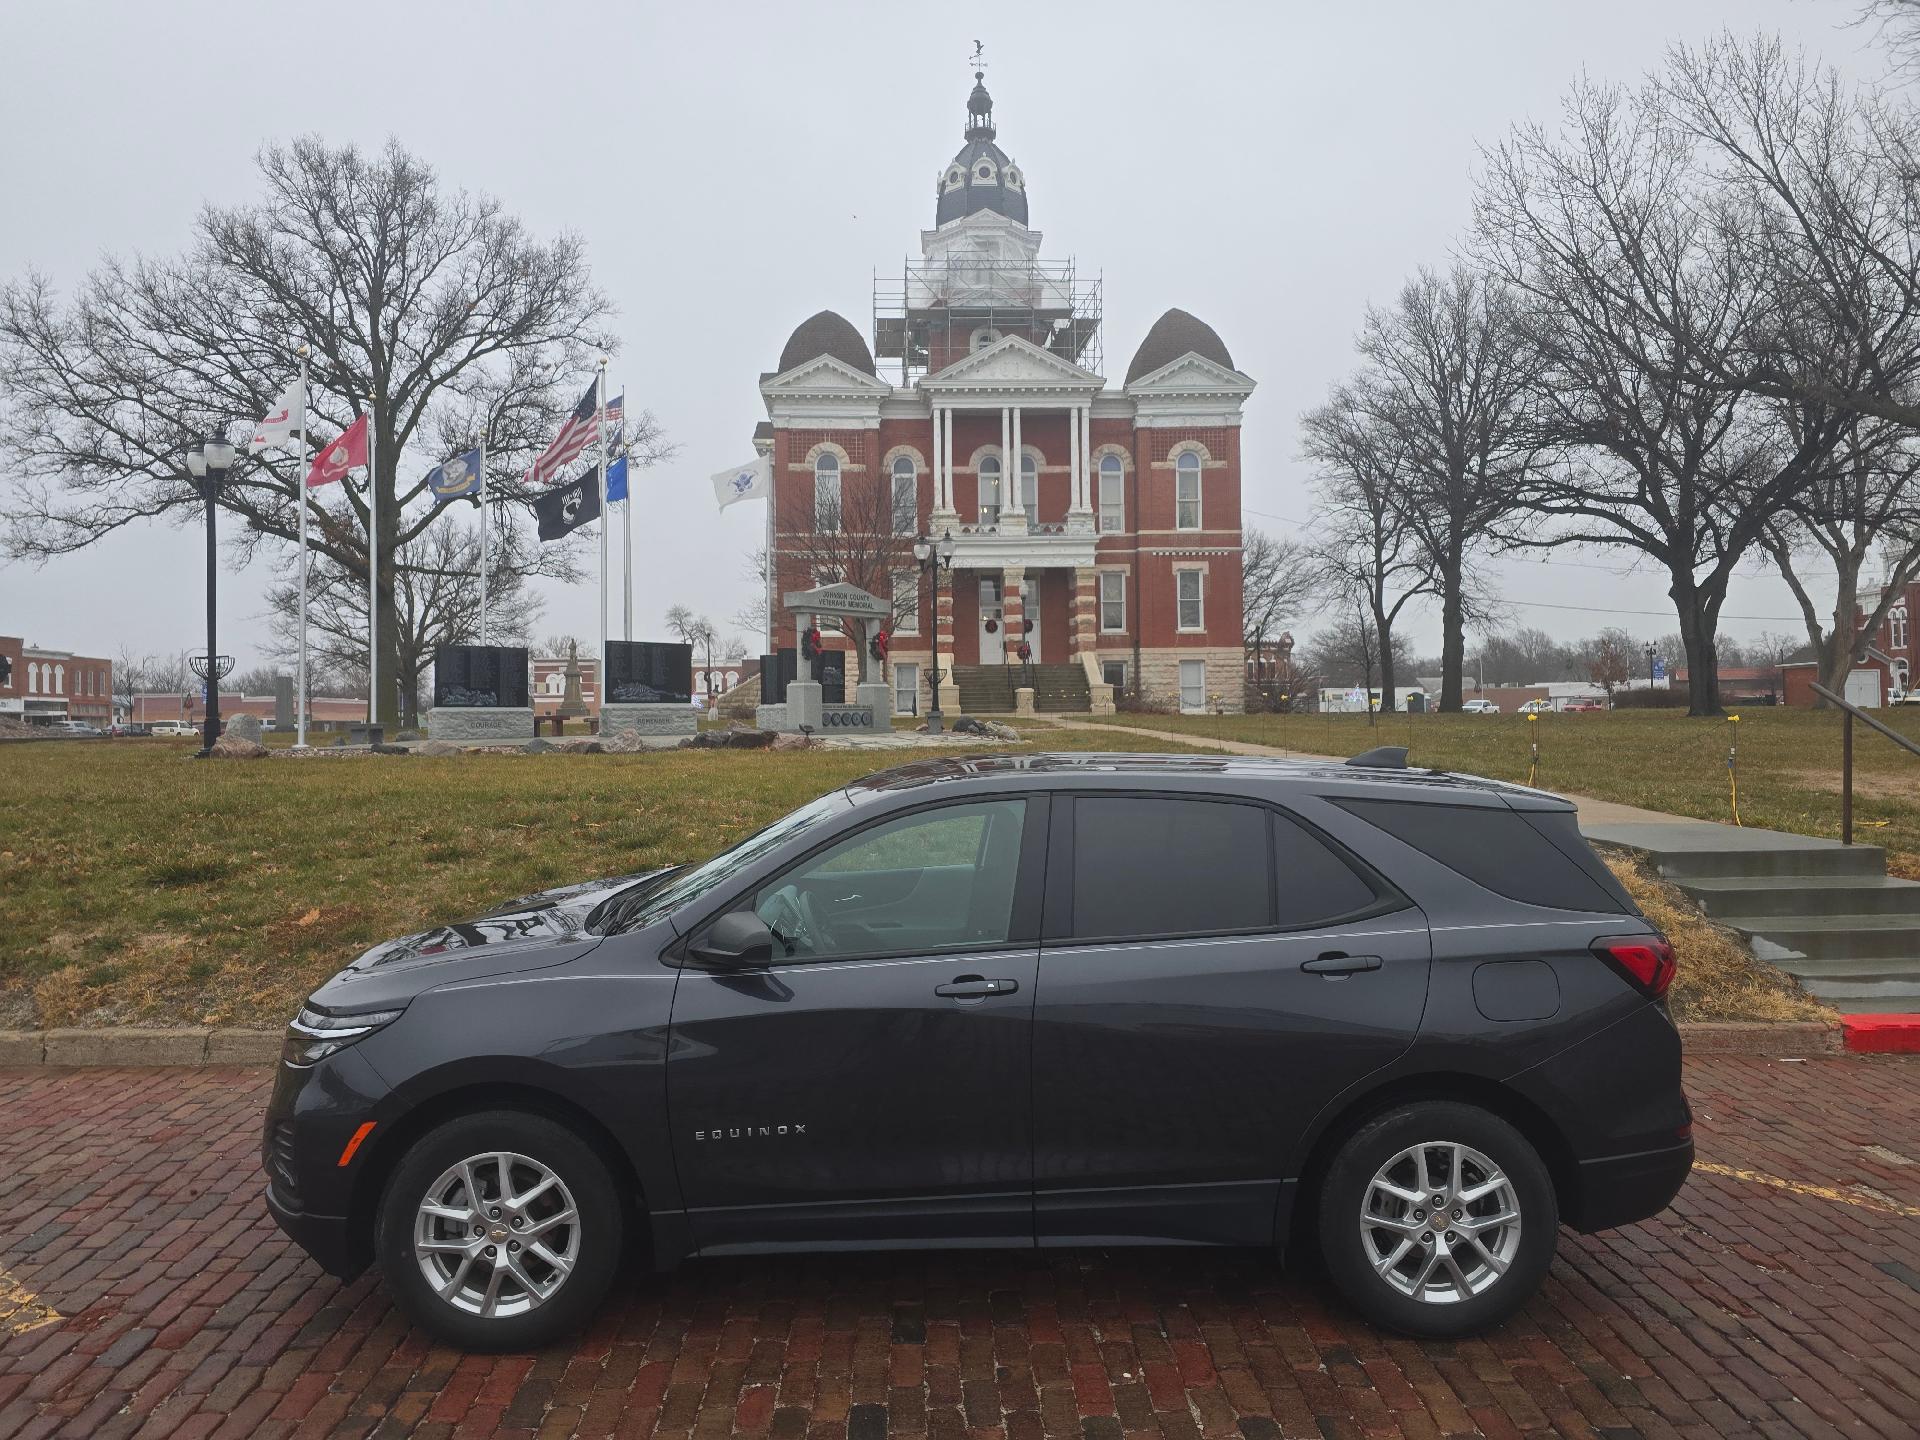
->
[1316, 1101, 1556, 1338]
[376, 1109, 624, 1351]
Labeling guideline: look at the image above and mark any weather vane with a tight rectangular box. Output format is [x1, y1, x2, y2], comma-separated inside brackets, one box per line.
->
[970, 39, 987, 75]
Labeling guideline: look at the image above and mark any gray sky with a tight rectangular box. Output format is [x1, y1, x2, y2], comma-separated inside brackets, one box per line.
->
[0, 0, 1885, 672]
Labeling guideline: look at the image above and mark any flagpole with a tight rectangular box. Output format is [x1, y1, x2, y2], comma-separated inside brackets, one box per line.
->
[295, 346, 310, 749]
[596, 360, 609, 725]
[478, 441, 489, 646]
[621, 387, 633, 642]
[367, 397, 378, 728]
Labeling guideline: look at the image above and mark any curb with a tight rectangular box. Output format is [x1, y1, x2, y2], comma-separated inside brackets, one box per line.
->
[1840, 1015, 1920, 1054]
[0, 1021, 1882, 1066]
[1677, 1021, 1844, 1055]
[0, 1028, 282, 1067]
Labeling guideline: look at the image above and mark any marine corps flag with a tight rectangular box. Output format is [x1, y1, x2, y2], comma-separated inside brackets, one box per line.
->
[534, 476, 601, 541]
[306, 414, 368, 489]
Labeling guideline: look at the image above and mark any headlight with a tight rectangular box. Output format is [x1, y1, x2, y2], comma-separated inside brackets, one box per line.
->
[282, 1005, 404, 1067]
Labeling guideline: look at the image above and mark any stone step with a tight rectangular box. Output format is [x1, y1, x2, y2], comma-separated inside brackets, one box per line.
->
[1719, 912, 1920, 963]
[1797, 978, 1920, 1013]
[1654, 845, 1888, 881]
[1763, 952, 1920, 979]
[1676, 874, 1920, 919]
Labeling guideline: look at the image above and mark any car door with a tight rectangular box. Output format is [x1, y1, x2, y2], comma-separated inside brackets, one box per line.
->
[667, 794, 1046, 1253]
[1031, 791, 1431, 1247]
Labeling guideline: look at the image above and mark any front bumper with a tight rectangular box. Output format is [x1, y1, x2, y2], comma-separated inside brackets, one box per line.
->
[1567, 1137, 1694, 1232]
[261, 1045, 391, 1276]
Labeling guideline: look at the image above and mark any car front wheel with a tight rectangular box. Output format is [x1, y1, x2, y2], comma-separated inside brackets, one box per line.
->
[376, 1109, 624, 1350]
[1317, 1101, 1556, 1337]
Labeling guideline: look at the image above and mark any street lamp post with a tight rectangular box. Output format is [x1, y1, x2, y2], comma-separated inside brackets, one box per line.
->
[186, 435, 235, 757]
[913, 528, 958, 734]
[1644, 642, 1657, 688]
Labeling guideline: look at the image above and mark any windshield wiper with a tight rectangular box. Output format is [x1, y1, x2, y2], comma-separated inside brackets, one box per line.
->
[586, 866, 686, 934]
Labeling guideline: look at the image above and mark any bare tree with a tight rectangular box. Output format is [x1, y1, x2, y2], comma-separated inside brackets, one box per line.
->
[776, 478, 917, 682]
[736, 546, 770, 646]
[112, 644, 150, 717]
[665, 605, 723, 696]
[0, 136, 649, 726]
[267, 517, 541, 725]
[1301, 388, 1436, 711]
[1587, 635, 1632, 699]
[1350, 264, 1534, 709]
[1472, 72, 1849, 714]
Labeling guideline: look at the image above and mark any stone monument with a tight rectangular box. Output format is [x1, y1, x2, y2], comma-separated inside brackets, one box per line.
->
[600, 640, 697, 738]
[427, 645, 534, 743]
[762, 583, 890, 736]
[557, 641, 589, 724]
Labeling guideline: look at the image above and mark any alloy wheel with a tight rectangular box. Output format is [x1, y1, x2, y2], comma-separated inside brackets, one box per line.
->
[412, 1150, 580, 1318]
[1358, 1139, 1522, 1304]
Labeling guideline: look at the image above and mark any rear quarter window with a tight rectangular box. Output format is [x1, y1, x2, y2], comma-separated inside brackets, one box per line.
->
[1333, 797, 1628, 914]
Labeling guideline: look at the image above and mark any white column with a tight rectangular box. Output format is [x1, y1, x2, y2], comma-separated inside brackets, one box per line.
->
[1081, 406, 1093, 508]
[1011, 405, 1023, 510]
[930, 404, 943, 514]
[999, 407, 1010, 520]
[1068, 401, 1081, 512]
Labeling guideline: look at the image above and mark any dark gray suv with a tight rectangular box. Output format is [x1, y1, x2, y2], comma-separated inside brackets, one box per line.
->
[265, 751, 1692, 1349]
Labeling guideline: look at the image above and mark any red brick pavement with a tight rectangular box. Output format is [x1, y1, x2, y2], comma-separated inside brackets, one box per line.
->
[0, 1055, 1916, 1439]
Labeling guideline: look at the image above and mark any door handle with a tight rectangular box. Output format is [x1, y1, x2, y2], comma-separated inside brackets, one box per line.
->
[1301, 953, 1382, 975]
[934, 976, 1018, 998]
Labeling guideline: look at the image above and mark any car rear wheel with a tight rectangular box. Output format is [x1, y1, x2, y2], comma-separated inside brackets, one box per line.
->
[376, 1109, 623, 1350]
[1317, 1101, 1556, 1337]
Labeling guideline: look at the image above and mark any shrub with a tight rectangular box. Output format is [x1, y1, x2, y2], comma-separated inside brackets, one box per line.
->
[1611, 686, 1688, 709]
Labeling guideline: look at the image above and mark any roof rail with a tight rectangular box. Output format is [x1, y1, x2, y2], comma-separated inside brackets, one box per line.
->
[1345, 746, 1409, 770]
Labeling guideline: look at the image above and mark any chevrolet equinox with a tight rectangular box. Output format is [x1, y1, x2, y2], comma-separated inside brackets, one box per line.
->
[265, 751, 1692, 1349]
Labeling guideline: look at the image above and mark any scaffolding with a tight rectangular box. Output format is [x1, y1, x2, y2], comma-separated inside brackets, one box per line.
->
[874, 256, 1103, 386]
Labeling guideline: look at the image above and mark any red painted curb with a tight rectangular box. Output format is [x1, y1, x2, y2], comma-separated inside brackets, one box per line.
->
[1841, 1015, 1920, 1054]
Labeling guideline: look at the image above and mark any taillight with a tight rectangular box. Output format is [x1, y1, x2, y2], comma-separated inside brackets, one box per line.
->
[1592, 934, 1676, 999]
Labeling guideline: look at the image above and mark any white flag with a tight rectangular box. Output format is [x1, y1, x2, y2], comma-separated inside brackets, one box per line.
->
[710, 454, 772, 510]
[248, 378, 307, 453]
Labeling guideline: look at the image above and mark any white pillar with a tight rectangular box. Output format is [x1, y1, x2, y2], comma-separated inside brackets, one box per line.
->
[1068, 401, 1081, 512]
[943, 408, 955, 514]
[931, 404, 943, 513]
[999, 407, 1010, 521]
[1081, 406, 1093, 509]
[1011, 405, 1023, 517]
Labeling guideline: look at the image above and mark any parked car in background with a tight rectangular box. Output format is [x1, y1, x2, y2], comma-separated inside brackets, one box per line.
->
[1519, 699, 1554, 715]
[110, 722, 154, 737]
[150, 721, 197, 737]
[1891, 689, 1920, 707]
[1563, 699, 1605, 714]
[1460, 699, 1501, 714]
[48, 720, 103, 738]
[266, 751, 1692, 1350]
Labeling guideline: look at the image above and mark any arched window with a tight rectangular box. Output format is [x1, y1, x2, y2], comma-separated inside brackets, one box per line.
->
[1175, 452, 1202, 530]
[814, 453, 841, 534]
[891, 455, 917, 535]
[54, 664, 64, 694]
[969, 327, 1001, 353]
[25, 662, 38, 694]
[978, 454, 1002, 526]
[1020, 453, 1038, 524]
[1099, 454, 1125, 532]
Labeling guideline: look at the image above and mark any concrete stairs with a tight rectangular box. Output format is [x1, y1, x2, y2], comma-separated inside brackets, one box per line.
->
[1585, 820, 1920, 1014]
[952, 663, 1091, 714]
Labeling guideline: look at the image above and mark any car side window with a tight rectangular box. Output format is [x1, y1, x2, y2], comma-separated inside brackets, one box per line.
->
[1272, 810, 1381, 927]
[1068, 796, 1270, 942]
[752, 799, 1027, 962]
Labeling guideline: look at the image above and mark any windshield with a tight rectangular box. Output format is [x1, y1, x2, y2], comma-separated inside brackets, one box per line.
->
[596, 791, 850, 933]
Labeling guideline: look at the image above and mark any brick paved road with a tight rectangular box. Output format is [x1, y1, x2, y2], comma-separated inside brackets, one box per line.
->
[0, 1056, 1916, 1440]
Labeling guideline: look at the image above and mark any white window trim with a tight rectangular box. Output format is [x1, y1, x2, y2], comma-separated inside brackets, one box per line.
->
[1098, 455, 1125, 533]
[1179, 658, 1207, 714]
[1099, 570, 1127, 634]
[814, 455, 841, 534]
[1175, 568, 1205, 632]
[891, 458, 916, 536]
[1020, 452, 1038, 523]
[1175, 453, 1202, 531]
[978, 454, 1002, 524]
[893, 662, 920, 715]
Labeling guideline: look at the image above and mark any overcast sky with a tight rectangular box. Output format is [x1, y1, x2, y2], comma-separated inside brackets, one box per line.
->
[0, 0, 1888, 671]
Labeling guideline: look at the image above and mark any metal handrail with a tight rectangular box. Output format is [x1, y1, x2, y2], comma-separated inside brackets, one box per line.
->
[1809, 681, 1920, 844]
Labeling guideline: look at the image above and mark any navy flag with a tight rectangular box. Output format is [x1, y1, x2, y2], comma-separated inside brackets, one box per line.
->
[534, 476, 602, 541]
[424, 447, 483, 504]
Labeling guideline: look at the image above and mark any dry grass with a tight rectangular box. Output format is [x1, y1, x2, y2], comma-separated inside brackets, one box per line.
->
[1599, 851, 1834, 1024]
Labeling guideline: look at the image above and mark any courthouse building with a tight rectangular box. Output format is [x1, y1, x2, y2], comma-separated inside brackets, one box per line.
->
[756, 71, 1254, 714]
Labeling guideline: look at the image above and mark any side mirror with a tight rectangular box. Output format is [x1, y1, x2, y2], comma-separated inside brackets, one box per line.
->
[688, 910, 775, 970]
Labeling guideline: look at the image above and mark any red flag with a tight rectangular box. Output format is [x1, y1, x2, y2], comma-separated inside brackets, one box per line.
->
[306, 414, 368, 489]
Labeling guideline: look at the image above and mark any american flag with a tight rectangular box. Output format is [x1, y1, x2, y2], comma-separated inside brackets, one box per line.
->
[523, 381, 600, 487]
[604, 392, 625, 447]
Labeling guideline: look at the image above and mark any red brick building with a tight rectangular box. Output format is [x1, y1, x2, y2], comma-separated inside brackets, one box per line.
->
[1780, 576, 1915, 708]
[0, 636, 111, 726]
[757, 72, 1253, 714]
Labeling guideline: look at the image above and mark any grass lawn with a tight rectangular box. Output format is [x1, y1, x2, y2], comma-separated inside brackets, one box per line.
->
[0, 726, 1219, 1030]
[1072, 709, 1920, 876]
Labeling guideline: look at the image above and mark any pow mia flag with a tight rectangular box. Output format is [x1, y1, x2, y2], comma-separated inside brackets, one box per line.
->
[534, 476, 602, 541]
